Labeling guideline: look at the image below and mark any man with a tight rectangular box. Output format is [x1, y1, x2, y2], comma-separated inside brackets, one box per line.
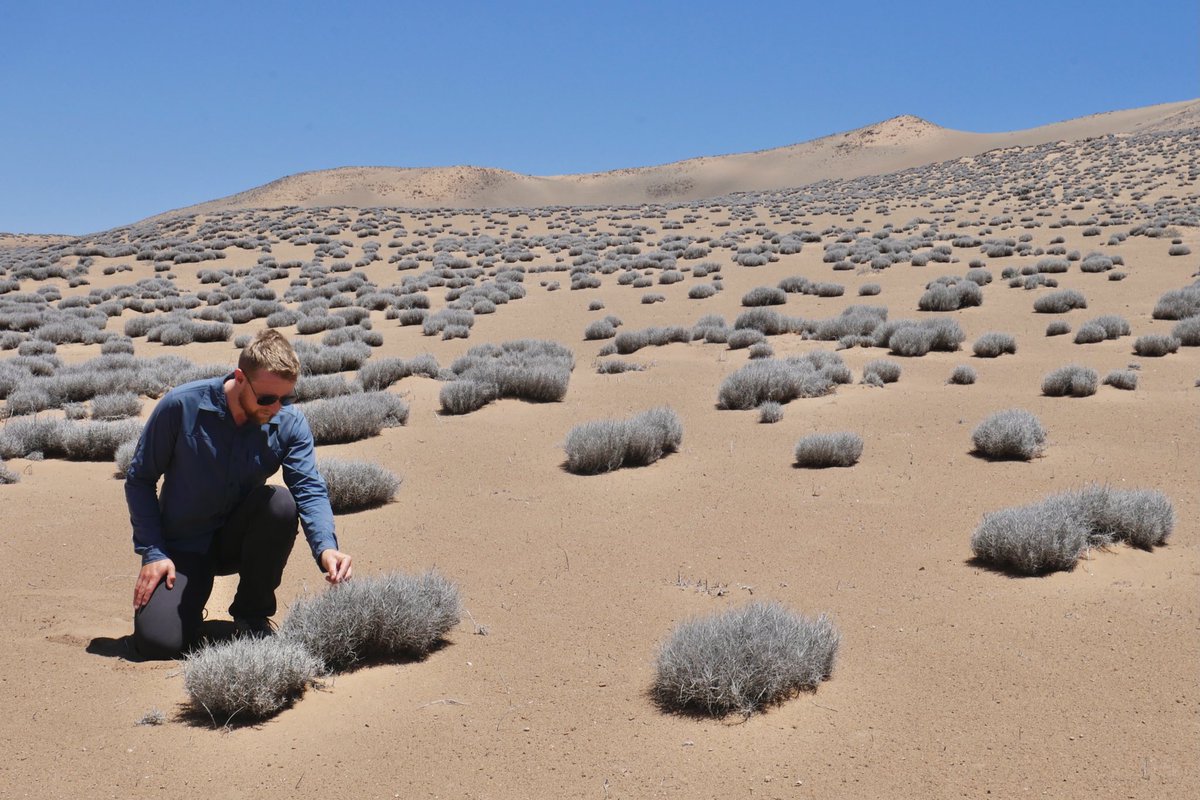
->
[126, 329, 352, 658]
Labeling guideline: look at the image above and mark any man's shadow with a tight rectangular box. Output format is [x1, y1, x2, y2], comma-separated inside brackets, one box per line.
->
[87, 620, 238, 662]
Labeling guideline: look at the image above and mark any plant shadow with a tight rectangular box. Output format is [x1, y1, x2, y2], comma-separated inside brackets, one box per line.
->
[964, 555, 1072, 578]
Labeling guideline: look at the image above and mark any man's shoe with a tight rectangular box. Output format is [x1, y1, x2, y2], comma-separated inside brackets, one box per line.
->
[233, 616, 275, 639]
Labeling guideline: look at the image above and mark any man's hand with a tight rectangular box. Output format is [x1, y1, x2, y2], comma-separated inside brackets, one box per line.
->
[133, 558, 176, 610]
[319, 549, 353, 585]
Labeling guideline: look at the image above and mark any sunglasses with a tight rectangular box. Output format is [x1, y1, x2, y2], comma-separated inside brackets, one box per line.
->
[243, 372, 296, 407]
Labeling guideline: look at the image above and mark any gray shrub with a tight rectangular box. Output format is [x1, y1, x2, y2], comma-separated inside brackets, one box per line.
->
[1132, 335, 1180, 357]
[563, 407, 682, 474]
[758, 401, 783, 423]
[688, 284, 717, 299]
[918, 280, 981, 311]
[727, 328, 766, 350]
[294, 341, 371, 376]
[279, 570, 462, 671]
[183, 636, 325, 724]
[949, 365, 976, 385]
[747, 342, 774, 359]
[742, 286, 787, 307]
[0, 457, 17, 484]
[0, 417, 142, 460]
[1151, 284, 1200, 320]
[733, 308, 792, 336]
[972, 332, 1016, 358]
[318, 458, 401, 513]
[1042, 365, 1099, 397]
[862, 359, 901, 384]
[293, 374, 363, 402]
[90, 392, 142, 420]
[113, 438, 137, 478]
[1171, 317, 1200, 346]
[596, 359, 645, 374]
[888, 325, 935, 357]
[439, 379, 499, 414]
[1046, 320, 1072, 337]
[1103, 370, 1138, 390]
[356, 354, 440, 391]
[794, 431, 863, 468]
[1072, 485, 1175, 549]
[442, 340, 574, 413]
[1090, 315, 1130, 339]
[971, 485, 1174, 574]
[971, 494, 1088, 574]
[1073, 322, 1107, 344]
[298, 392, 408, 445]
[717, 355, 843, 410]
[584, 319, 617, 340]
[971, 409, 1046, 460]
[1033, 289, 1087, 313]
[652, 601, 839, 717]
[422, 308, 475, 337]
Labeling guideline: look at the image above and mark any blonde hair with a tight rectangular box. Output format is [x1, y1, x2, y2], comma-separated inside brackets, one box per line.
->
[238, 329, 300, 381]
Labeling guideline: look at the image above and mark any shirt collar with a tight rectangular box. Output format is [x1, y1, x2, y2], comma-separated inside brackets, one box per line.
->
[195, 373, 233, 418]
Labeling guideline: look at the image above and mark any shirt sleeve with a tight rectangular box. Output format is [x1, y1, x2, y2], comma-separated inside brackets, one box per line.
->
[279, 411, 338, 567]
[124, 392, 182, 565]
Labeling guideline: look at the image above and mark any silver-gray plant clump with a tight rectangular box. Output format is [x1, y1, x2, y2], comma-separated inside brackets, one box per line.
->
[439, 339, 574, 414]
[971, 409, 1047, 460]
[183, 636, 325, 724]
[0, 416, 142, 461]
[794, 432, 863, 468]
[278, 570, 462, 672]
[318, 458, 401, 513]
[297, 391, 408, 445]
[717, 353, 849, 410]
[1041, 364, 1099, 397]
[970, 485, 1175, 575]
[564, 407, 683, 474]
[652, 601, 840, 717]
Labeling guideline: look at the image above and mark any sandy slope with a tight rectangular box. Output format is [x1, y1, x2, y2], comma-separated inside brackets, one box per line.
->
[152, 100, 1200, 218]
[0, 114, 1197, 800]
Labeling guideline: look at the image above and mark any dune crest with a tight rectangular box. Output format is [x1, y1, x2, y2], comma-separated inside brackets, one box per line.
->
[105, 98, 1200, 226]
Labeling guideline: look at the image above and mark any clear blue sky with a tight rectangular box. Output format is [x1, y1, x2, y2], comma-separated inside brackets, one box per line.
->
[2, 0, 1196, 235]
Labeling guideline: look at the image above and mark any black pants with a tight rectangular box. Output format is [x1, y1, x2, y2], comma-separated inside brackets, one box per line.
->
[133, 484, 298, 659]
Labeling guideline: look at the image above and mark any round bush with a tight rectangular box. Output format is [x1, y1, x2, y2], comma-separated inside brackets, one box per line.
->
[794, 432, 863, 468]
[972, 332, 1017, 358]
[318, 458, 401, 513]
[1132, 335, 1180, 357]
[651, 601, 839, 717]
[949, 365, 976, 385]
[971, 409, 1046, 460]
[1042, 365, 1099, 397]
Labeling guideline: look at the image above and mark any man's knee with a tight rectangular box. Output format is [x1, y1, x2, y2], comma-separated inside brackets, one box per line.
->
[131, 568, 205, 659]
[263, 485, 298, 528]
[132, 617, 185, 660]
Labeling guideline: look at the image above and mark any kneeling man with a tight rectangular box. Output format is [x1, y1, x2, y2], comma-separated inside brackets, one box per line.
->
[126, 329, 352, 658]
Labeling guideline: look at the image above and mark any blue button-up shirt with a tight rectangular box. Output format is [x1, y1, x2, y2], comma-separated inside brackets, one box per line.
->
[125, 373, 337, 568]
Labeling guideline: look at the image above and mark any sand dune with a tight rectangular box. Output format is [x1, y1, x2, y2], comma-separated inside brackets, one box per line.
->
[153, 99, 1200, 220]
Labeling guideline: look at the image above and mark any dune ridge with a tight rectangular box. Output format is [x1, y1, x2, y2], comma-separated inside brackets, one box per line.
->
[150, 99, 1198, 222]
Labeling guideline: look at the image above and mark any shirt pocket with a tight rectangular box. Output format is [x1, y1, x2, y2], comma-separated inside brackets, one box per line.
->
[182, 429, 223, 468]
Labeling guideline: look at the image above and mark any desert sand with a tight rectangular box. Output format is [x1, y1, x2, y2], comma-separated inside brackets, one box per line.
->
[0, 102, 1197, 799]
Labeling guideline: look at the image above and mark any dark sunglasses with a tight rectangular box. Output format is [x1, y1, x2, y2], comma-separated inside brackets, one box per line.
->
[243, 372, 296, 407]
